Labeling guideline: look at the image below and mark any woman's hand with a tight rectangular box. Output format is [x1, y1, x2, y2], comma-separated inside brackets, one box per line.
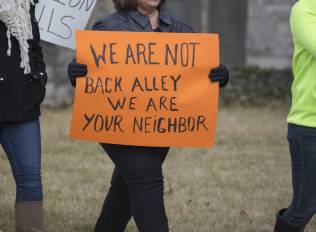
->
[67, 59, 88, 87]
[209, 64, 229, 88]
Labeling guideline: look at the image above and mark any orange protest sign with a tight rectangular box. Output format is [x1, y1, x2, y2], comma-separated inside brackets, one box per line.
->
[70, 31, 219, 147]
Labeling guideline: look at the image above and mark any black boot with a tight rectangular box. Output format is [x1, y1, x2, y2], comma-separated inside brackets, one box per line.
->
[274, 209, 305, 232]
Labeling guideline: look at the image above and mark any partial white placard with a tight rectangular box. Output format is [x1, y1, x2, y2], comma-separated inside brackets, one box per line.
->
[35, 0, 97, 49]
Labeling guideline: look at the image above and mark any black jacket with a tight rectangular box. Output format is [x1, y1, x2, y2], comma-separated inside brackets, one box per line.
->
[0, 0, 47, 122]
[92, 6, 193, 33]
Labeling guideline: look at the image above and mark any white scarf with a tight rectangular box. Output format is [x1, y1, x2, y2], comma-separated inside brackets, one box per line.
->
[0, 0, 34, 74]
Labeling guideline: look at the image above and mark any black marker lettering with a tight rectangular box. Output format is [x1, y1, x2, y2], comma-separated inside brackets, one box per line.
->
[82, 113, 95, 131]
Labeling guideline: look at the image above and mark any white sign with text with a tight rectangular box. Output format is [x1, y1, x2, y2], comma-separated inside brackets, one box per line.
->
[35, 0, 97, 49]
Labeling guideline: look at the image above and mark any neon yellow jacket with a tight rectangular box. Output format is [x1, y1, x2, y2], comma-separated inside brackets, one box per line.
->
[287, 0, 316, 127]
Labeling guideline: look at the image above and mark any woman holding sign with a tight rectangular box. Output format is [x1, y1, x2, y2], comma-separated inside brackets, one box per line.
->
[274, 0, 316, 232]
[0, 0, 47, 231]
[68, 0, 228, 231]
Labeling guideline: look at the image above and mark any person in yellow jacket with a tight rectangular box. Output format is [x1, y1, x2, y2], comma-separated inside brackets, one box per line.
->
[274, 0, 316, 231]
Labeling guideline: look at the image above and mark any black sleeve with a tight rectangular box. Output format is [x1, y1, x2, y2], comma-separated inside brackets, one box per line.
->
[179, 23, 194, 33]
[92, 21, 111, 31]
[170, 17, 194, 33]
[30, 3, 41, 43]
[28, 3, 47, 80]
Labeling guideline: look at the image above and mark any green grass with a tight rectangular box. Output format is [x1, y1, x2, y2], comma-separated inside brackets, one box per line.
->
[1, 106, 316, 231]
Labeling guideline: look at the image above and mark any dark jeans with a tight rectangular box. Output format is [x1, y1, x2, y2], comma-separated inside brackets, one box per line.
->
[282, 124, 316, 226]
[95, 144, 169, 232]
[0, 118, 42, 202]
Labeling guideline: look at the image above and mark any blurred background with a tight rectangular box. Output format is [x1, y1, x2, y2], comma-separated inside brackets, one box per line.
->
[3, 0, 316, 232]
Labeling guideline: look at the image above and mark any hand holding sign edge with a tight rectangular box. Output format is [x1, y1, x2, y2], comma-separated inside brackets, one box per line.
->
[209, 64, 229, 88]
[67, 59, 88, 87]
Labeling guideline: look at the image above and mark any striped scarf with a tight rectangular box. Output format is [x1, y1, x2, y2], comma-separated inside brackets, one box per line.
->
[0, 0, 34, 74]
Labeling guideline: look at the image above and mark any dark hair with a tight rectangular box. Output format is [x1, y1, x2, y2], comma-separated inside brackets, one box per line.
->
[112, 0, 167, 11]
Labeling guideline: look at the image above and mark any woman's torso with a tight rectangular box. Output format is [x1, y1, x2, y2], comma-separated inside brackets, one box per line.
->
[287, 0, 316, 128]
[0, 1, 47, 123]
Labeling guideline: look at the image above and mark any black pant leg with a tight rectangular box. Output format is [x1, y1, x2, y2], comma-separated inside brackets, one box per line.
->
[94, 167, 132, 232]
[282, 124, 316, 226]
[102, 144, 170, 232]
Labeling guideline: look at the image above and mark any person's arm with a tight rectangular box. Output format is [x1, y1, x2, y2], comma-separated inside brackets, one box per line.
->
[290, 3, 316, 58]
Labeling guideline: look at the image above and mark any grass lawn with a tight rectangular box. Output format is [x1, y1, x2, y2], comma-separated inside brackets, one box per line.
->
[1, 106, 316, 232]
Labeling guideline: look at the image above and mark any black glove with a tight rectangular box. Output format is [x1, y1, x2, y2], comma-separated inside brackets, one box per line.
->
[67, 59, 88, 87]
[209, 64, 229, 88]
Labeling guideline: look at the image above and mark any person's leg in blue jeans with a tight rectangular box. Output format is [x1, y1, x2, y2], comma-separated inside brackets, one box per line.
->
[0, 118, 44, 231]
[275, 124, 316, 232]
[94, 144, 169, 232]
